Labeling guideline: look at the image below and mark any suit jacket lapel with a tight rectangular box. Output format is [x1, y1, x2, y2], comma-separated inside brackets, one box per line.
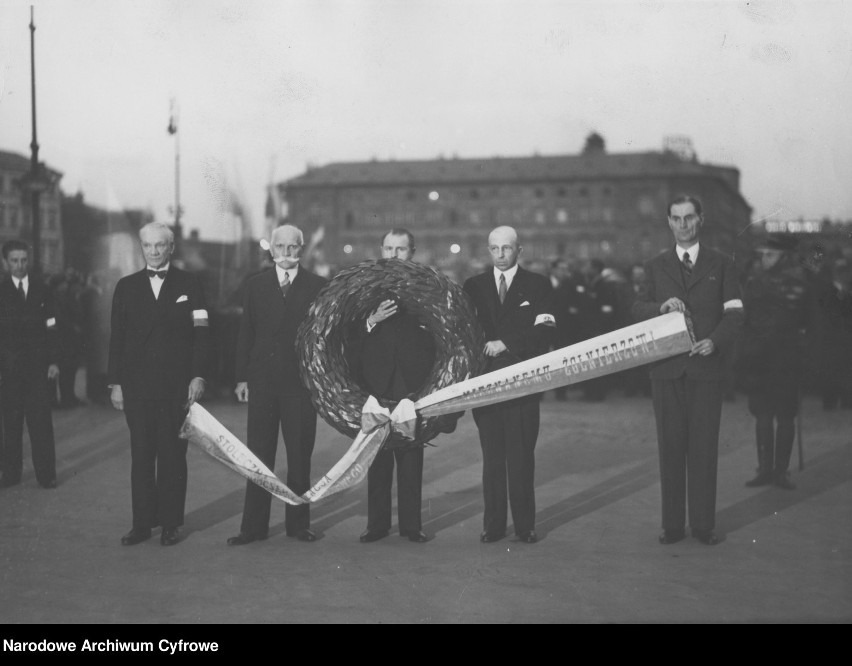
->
[480, 271, 501, 326]
[267, 269, 286, 329]
[660, 248, 685, 289]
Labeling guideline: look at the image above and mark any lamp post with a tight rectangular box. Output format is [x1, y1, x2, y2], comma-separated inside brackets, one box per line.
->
[167, 98, 183, 258]
[18, 6, 52, 275]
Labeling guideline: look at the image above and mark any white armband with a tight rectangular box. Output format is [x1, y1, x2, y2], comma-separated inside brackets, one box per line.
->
[723, 299, 743, 311]
[534, 313, 556, 326]
[46, 317, 57, 329]
[192, 309, 209, 327]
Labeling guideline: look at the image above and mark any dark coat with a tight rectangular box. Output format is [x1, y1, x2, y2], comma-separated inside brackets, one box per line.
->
[349, 311, 436, 401]
[463, 266, 555, 372]
[0, 277, 59, 372]
[632, 246, 743, 381]
[107, 267, 210, 401]
[234, 266, 327, 395]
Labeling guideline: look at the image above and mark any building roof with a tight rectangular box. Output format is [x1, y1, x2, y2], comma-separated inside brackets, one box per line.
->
[282, 150, 740, 189]
[0, 149, 63, 178]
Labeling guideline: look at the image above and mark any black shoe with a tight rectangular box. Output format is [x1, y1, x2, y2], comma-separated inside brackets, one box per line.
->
[227, 532, 267, 546]
[773, 473, 796, 490]
[121, 528, 152, 546]
[294, 529, 317, 542]
[480, 531, 505, 543]
[658, 529, 686, 545]
[160, 527, 181, 546]
[359, 529, 389, 543]
[518, 531, 538, 544]
[745, 472, 773, 487]
[692, 530, 720, 546]
[400, 530, 429, 543]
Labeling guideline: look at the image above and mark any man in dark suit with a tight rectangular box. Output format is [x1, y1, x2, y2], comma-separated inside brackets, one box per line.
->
[108, 223, 210, 546]
[0, 240, 59, 489]
[632, 195, 743, 546]
[351, 229, 435, 544]
[228, 224, 327, 546]
[463, 226, 555, 544]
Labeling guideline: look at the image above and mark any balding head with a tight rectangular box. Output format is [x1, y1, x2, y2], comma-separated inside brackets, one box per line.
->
[487, 226, 522, 271]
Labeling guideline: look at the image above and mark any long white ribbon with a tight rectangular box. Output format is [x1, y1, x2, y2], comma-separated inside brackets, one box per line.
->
[181, 312, 693, 504]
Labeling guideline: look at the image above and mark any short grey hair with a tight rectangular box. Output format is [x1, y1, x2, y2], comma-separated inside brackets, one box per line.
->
[139, 222, 175, 244]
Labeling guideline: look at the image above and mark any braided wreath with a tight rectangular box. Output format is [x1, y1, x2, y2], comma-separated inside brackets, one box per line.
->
[296, 259, 485, 446]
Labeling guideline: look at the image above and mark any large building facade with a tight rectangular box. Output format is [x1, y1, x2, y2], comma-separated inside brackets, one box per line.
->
[275, 135, 752, 279]
[0, 150, 64, 273]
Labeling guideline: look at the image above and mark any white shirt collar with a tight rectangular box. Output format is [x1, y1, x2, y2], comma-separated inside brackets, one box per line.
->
[675, 243, 699, 263]
[147, 263, 170, 275]
[275, 264, 299, 284]
[12, 275, 29, 289]
[494, 263, 519, 290]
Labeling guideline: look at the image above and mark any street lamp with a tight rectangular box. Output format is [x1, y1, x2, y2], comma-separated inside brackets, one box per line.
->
[18, 6, 53, 275]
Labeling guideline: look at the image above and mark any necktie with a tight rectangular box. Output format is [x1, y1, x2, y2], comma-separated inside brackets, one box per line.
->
[17, 279, 26, 302]
[682, 251, 694, 275]
[147, 269, 167, 279]
[279, 271, 291, 297]
[498, 273, 507, 304]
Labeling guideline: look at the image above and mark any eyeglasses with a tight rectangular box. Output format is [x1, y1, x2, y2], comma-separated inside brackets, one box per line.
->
[668, 214, 700, 224]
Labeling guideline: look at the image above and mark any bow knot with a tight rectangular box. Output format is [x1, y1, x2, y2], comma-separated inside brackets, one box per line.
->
[360, 396, 417, 441]
[147, 269, 167, 279]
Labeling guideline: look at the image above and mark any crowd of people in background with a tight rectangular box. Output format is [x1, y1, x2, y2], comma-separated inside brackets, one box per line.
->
[7, 238, 852, 414]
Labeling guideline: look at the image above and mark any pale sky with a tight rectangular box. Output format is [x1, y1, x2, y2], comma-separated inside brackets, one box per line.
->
[1, 0, 850, 241]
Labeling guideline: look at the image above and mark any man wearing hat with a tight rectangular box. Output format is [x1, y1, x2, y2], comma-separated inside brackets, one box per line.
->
[738, 234, 811, 490]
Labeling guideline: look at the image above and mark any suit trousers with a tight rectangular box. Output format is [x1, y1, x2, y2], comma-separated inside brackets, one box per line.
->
[1, 361, 56, 485]
[123, 399, 188, 530]
[366, 446, 424, 533]
[473, 396, 539, 536]
[241, 387, 316, 537]
[651, 377, 723, 533]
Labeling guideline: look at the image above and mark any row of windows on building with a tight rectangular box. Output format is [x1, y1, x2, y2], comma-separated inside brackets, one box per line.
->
[295, 183, 622, 210]
[337, 205, 637, 230]
[0, 203, 60, 231]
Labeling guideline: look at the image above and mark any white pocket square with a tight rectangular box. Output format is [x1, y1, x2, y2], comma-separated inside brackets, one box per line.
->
[520, 301, 530, 307]
[176, 295, 188, 303]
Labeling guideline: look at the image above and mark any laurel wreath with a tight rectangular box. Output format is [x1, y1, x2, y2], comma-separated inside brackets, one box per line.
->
[296, 259, 485, 445]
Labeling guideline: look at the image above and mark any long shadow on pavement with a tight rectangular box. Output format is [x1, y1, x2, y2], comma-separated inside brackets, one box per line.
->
[716, 442, 852, 536]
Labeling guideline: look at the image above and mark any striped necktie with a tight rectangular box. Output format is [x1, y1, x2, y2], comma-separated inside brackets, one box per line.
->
[682, 251, 694, 275]
[498, 273, 507, 304]
[279, 271, 291, 297]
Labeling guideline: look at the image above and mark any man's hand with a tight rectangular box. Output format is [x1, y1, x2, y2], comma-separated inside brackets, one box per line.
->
[660, 297, 686, 314]
[690, 339, 716, 357]
[367, 299, 398, 328]
[234, 382, 249, 403]
[484, 340, 508, 357]
[186, 377, 205, 409]
[110, 385, 124, 411]
[47, 364, 60, 380]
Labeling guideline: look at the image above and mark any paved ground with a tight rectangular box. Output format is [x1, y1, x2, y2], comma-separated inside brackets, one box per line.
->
[1, 389, 850, 624]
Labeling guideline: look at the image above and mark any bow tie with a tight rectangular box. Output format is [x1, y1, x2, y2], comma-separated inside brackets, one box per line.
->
[147, 269, 167, 279]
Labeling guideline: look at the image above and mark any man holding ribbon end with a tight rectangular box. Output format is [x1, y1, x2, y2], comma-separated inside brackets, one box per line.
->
[229, 225, 327, 546]
[463, 226, 556, 544]
[108, 222, 210, 546]
[632, 195, 743, 547]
